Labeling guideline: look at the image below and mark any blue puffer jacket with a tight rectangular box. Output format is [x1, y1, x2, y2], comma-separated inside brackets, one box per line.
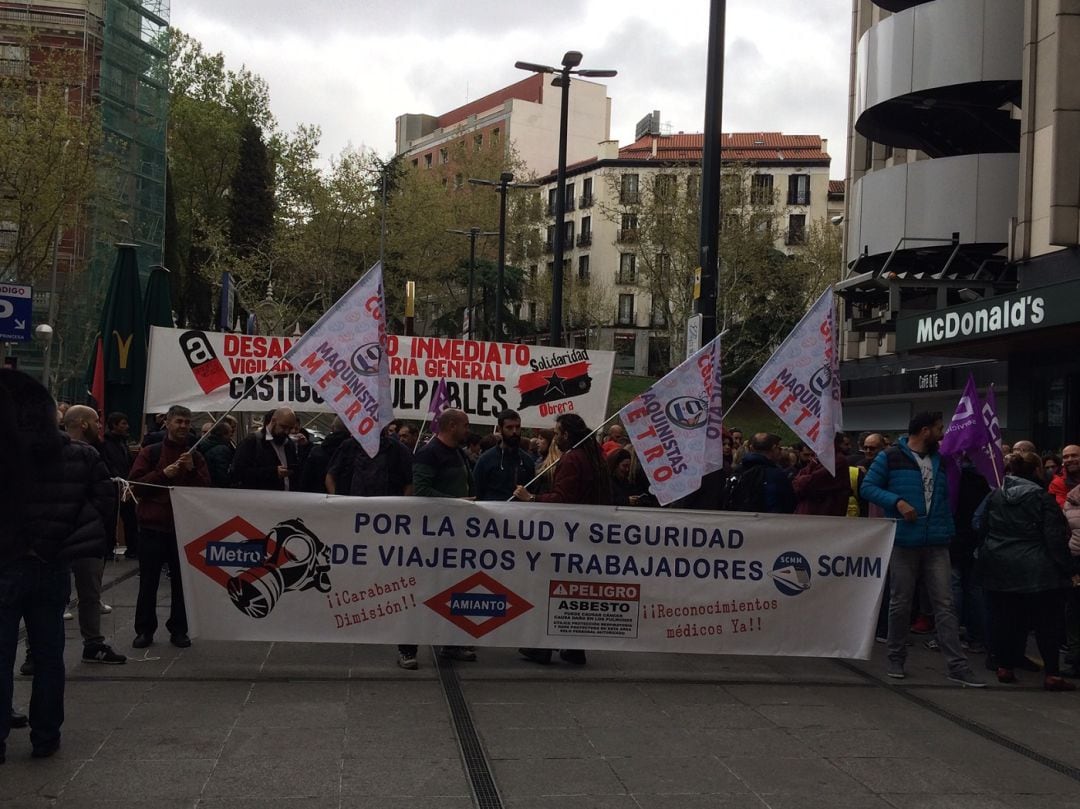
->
[860, 436, 954, 547]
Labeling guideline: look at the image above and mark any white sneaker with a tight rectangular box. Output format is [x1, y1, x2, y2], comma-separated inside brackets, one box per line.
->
[63, 611, 73, 621]
[100, 603, 112, 615]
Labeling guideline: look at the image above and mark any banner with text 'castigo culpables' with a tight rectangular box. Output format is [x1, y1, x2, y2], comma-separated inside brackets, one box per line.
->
[145, 327, 614, 428]
[171, 488, 895, 659]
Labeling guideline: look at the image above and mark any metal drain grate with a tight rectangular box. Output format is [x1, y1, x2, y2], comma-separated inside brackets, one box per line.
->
[434, 649, 504, 809]
[835, 659, 1080, 783]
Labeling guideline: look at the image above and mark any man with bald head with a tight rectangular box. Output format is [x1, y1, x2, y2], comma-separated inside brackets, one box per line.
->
[1050, 445, 1080, 508]
[61, 407, 126, 665]
[229, 407, 301, 490]
[1012, 440, 1037, 455]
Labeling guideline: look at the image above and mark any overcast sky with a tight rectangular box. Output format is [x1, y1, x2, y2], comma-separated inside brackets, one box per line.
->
[171, 0, 852, 179]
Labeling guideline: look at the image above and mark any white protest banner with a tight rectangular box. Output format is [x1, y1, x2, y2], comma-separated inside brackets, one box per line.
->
[145, 330, 616, 429]
[749, 288, 842, 472]
[171, 488, 895, 659]
[619, 335, 724, 505]
[283, 263, 394, 456]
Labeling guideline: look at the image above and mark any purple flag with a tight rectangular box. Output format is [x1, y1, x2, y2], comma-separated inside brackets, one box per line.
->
[940, 374, 995, 508]
[427, 378, 450, 435]
[975, 386, 1005, 488]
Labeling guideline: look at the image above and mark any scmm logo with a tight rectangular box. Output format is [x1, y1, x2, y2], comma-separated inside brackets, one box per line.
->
[817, 555, 882, 579]
[770, 551, 812, 596]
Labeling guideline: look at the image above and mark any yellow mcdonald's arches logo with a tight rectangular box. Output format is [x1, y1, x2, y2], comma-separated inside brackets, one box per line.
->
[113, 331, 134, 369]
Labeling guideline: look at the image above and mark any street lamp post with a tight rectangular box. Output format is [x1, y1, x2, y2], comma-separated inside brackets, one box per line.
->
[468, 173, 538, 341]
[447, 227, 497, 339]
[516, 52, 616, 347]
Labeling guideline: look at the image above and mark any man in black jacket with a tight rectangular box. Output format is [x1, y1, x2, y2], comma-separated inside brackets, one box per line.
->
[474, 409, 534, 502]
[0, 370, 115, 762]
[299, 418, 351, 493]
[229, 407, 301, 490]
[101, 412, 137, 558]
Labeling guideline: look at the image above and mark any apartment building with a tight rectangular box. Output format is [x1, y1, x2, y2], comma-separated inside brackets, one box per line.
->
[395, 73, 612, 177]
[837, 0, 1080, 449]
[530, 128, 834, 376]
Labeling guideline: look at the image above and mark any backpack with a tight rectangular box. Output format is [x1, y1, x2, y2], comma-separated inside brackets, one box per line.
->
[721, 464, 770, 512]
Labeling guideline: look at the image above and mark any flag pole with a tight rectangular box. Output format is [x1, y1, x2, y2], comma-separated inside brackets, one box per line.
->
[189, 357, 288, 453]
[509, 410, 621, 500]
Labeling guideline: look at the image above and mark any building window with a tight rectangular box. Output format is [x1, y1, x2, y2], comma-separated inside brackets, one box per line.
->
[563, 220, 574, 244]
[654, 174, 676, 200]
[787, 214, 807, 245]
[565, 182, 575, 211]
[578, 216, 591, 247]
[547, 188, 557, 216]
[529, 265, 538, 283]
[581, 177, 593, 208]
[651, 294, 668, 327]
[439, 148, 449, 165]
[544, 225, 555, 252]
[491, 128, 500, 148]
[578, 254, 590, 283]
[617, 294, 635, 325]
[618, 213, 638, 243]
[787, 174, 810, 205]
[411, 158, 419, 168]
[474, 134, 483, 151]
[0, 221, 17, 251]
[528, 301, 537, 324]
[424, 153, 432, 168]
[722, 173, 743, 206]
[687, 173, 700, 201]
[618, 253, 636, 284]
[620, 173, 640, 204]
[655, 253, 672, 274]
[751, 174, 774, 205]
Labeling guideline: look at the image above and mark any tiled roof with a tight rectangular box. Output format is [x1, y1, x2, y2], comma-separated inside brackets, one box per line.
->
[829, 179, 845, 194]
[617, 132, 829, 162]
[437, 74, 543, 128]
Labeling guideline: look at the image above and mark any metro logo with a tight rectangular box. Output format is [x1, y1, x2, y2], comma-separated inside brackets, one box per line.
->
[206, 541, 267, 568]
[425, 572, 532, 638]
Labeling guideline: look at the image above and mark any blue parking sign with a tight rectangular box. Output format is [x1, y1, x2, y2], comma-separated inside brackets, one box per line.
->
[0, 283, 33, 342]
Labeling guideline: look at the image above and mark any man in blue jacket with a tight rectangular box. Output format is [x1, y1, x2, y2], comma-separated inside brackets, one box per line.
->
[861, 411, 985, 687]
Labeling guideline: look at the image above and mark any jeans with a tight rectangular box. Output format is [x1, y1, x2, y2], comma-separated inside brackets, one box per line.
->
[71, 556, 104, 647]
[135, 529, 187, 637]
[0, 558, 69, 754]
[887, 545, 969, 674]
[950, 563, 985, 645]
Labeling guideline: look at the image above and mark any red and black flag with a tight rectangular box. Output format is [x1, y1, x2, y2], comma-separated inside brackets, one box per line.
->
[517, 361, 593, 410]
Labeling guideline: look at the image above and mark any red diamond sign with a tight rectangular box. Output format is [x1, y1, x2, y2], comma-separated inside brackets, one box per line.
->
[424, 571, 533, 639]
[184, 515, 279, 589]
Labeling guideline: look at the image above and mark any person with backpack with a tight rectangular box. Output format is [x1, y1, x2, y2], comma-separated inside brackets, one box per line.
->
[726, 433, 796, 514]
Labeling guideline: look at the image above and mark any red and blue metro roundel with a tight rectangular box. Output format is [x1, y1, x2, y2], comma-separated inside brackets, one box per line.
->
[424, 571, 533, 638]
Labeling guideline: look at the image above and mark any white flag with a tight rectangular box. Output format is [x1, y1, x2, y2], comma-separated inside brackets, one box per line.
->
[749, 288, 842, 473]
[619, 334, 723, 506]
[284, 263, 394, 458]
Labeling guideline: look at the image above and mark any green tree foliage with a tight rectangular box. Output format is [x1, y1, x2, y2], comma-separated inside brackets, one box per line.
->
[228, 120, 275, 257]
[0, 41, 101, 283]
[599, 164, 839, 380]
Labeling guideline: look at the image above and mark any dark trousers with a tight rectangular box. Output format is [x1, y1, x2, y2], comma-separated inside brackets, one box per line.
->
[135, 529, 187, 637]
[119, 500, 139, 557]
[0, 559, 69, 754]
[987, 589, 1066, 676]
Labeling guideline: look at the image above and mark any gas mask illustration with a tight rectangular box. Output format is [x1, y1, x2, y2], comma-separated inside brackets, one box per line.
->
[226, 518, 332, 618]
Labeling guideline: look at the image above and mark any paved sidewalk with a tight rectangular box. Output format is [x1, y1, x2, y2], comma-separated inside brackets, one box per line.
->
[5, 559, 1080, 808]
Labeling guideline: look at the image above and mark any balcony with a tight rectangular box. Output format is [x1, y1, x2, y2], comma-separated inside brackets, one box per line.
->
[785, 229, 806, 246]
[580, 194, 593, 208]
[577, 232, 592, 248]
[616, 229, 639, 244]
[616, 270, 636, 285]
[565, 196, 575, 212]
[620, 190, 640, 205]
[616, 310, 636, 326]
[542, 240, 553, 254]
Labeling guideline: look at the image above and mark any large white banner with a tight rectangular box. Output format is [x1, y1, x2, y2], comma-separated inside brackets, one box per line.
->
[749, 288, 842, 472]
[146, 328, 615, 429]
[171, 488, 895, 659]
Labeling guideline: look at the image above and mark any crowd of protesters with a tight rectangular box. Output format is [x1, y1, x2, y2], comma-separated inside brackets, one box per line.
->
[4, 363, 1080, 764]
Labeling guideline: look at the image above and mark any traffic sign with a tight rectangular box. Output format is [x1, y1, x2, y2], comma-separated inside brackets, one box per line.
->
[0, 283, 32, 342]
[685, 313, 702, 359]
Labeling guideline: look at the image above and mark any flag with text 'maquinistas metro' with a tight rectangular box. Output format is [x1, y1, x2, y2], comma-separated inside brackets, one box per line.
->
[619, 334, 724, 506]
[284, 263, 394, 458]
[749, 288, 842, 474]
